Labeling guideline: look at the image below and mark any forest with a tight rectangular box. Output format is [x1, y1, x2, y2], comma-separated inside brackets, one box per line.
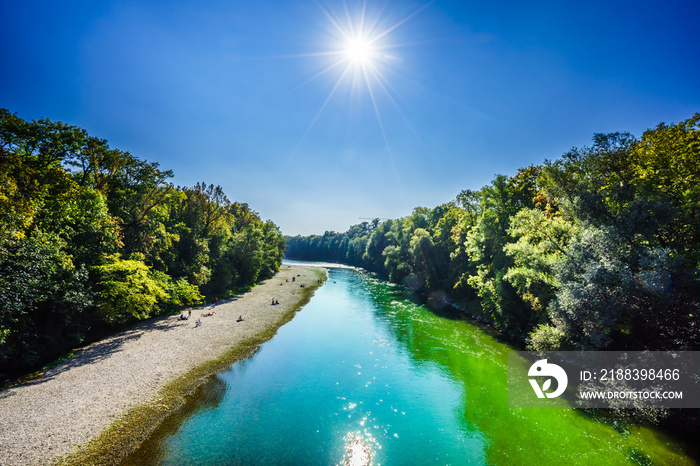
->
[287, 114, 700, 353]
[0, 109, 285, 374]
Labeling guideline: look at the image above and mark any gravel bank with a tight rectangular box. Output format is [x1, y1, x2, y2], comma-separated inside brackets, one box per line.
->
[0, 265, 325, 465]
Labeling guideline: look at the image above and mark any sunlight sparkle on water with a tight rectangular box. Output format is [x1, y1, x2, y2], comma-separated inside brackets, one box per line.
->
[341, 432, 377, 466]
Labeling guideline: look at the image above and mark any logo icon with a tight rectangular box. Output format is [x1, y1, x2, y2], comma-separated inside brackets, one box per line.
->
[528, 359, 568, 398]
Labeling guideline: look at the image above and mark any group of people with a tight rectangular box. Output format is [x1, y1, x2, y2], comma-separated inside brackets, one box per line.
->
[177, 299, 244, 326]
[271, 298, 280, 305]
[178, 309, 202, 327]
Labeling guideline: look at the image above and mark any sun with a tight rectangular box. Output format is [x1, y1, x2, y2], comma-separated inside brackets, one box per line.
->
[344, 35, 374, 66]
[286, 1, 433, 157]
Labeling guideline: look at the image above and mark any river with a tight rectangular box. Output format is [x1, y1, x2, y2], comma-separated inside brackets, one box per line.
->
[124, 267, 695, 465]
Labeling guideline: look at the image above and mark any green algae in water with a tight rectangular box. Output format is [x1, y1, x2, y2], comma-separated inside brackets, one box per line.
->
[126, 268, 695, 465]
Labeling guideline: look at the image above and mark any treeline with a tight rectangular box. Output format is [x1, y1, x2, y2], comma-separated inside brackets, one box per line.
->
[287, 114, 699, 352]
[0, 109, 285, 373]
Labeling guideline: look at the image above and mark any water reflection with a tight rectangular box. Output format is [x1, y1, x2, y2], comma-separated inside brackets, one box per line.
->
[123, 375, 228, 465]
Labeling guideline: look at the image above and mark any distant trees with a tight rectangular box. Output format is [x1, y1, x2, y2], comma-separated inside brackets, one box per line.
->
[287, 114, 700, 352]
[0, 109, 286, 373]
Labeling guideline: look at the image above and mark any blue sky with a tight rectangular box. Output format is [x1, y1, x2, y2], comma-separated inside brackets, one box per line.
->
[1, 1, 698, 235]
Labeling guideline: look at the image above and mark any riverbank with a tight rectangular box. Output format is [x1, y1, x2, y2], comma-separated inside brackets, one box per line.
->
[282, 259, 361, 270]
[0, 265, 326, 465]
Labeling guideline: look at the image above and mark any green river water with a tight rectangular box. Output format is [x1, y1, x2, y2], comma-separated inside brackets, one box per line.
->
[125, 267, 695, 465]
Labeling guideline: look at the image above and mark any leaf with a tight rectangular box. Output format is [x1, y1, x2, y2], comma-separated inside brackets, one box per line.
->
[542, 379, 552, 392]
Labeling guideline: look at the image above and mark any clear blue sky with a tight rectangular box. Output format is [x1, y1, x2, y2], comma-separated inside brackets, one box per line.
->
[2, 1, 698, 235]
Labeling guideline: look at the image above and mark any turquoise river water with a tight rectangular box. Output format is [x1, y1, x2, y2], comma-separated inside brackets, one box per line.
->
[124, 267, 695, 465]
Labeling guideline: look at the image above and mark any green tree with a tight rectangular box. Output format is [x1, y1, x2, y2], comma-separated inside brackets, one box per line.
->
[0, 234, 92, 370]
[92, 255, 168, 325]
[504, 207, 575, 318]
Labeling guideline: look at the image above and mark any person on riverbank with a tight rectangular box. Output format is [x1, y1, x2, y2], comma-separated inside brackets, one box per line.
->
[237, 316, 244, 322]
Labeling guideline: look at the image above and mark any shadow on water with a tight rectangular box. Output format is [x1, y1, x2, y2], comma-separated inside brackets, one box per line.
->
[121, 371, 230, 465]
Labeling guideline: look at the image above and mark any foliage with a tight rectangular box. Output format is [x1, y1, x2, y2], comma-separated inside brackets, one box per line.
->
[0, 234, 92, 370]
[93, 255, 168, 325]
[0, 109, 285, 373]
[504, 208, 575, 316]
[526, 323, 565, 351]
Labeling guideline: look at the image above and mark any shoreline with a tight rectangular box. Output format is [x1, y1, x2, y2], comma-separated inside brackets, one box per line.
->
[0, 265, 326, 466]
[282, 259, 361, 271]
[286, 258, 525, 344]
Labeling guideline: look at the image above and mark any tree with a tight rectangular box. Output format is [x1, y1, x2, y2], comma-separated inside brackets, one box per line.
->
[504, 207, 575, 319]
[0, 234, 92, 370]
[541, 224, 699, 351]
[283, 115, 698, 353]
[463, 174, 535, 331]
[92, 255, 168, 325]
[629, 113, 700, 264]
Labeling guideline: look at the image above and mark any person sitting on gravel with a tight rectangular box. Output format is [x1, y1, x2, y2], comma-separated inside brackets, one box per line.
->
[204, 310, 216, 317]
[237, 315, 244, 322]
[179, 313, 188, 320]
[195, 318, 202, 327]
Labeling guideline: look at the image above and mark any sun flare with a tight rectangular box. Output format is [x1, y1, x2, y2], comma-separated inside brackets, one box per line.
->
[344, 35, 374, 66]
[287, 1, 433, 157]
